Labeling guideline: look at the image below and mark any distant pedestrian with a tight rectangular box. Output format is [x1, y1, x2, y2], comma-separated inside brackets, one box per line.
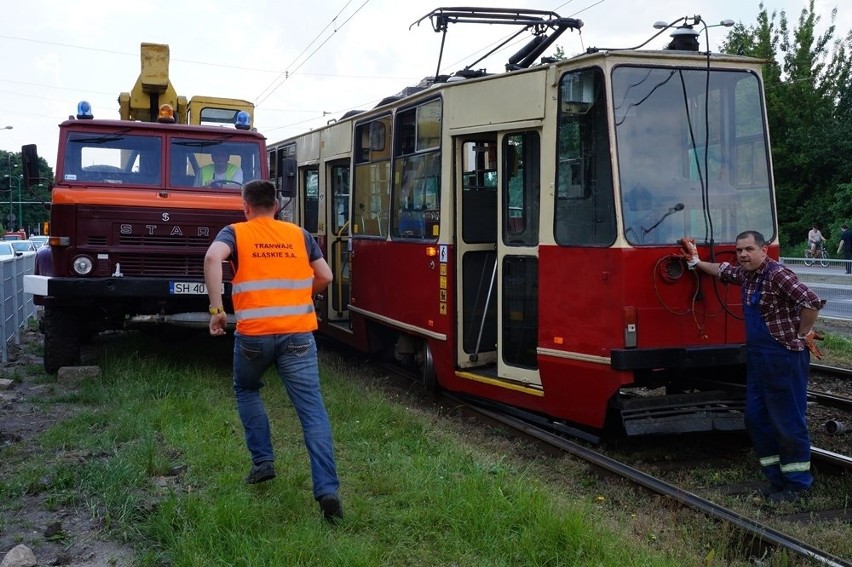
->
[807, 224, 825, 256]
[203, 179, 342, 523]
[839, 224, 852, 274]
[680, 231, 824, 503]
[34, 244, 52, 276]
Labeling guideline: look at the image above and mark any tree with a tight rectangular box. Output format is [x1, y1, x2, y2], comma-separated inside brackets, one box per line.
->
[1, 150, 53, 235]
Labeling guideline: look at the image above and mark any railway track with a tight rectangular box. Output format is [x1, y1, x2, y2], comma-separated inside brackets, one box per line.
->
[357, 353, 852, 566]
[808, 363, 852, 457]
[450, 393, 851, 567]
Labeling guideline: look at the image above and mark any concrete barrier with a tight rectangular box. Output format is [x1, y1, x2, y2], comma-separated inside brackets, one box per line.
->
[1, 253, 37, 363]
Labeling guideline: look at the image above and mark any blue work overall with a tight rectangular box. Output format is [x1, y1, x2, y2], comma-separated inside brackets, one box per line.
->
[742, 268, 813, 491]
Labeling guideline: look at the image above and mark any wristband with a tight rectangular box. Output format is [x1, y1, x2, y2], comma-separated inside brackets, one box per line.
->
[209, 306, 225, 315]
[797, 333, 807, 340]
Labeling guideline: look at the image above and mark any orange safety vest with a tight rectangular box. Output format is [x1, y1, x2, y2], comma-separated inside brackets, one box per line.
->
[231, 217, 317, 335]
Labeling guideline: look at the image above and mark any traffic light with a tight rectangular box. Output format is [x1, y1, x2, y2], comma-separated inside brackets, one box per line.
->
[41, 221, 49, 235]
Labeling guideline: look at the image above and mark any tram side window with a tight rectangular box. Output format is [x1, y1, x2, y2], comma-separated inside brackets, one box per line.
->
[503, 132, 539, 246]
[331, 164, 350, 235]
[392, 99, 442, 240]
[302, 168, 319, 233]
[554, 68, 616, 246]
[353, 117, 391, 237]
[462, 140, 498, 244]
[393, 153, 440, 238]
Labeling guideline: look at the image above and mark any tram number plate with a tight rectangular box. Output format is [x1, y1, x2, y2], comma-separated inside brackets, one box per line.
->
[170, 281, 207, 295]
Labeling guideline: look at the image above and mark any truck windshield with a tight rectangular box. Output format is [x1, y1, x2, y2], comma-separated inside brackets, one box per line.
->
[613, 66, 774, 245]
[63, 133, 161, 185]
[170, 138, 263, 188]
[59, 133, 263, 189]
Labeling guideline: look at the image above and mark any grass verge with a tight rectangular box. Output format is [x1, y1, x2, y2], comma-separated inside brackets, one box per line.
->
[0, 331, 823, 566]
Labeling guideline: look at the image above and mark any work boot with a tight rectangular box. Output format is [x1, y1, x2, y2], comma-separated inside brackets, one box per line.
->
[755, 483, 783, 497]
[768, 488, 809, 503]
[245, 461, 276, 485]
[319, 494, 343, 523]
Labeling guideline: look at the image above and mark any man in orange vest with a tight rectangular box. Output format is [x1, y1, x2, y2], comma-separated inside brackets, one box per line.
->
[204, 179, 341, 522]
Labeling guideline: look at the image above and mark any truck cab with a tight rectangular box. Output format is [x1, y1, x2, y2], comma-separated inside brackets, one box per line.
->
[24, 110, 266, 373]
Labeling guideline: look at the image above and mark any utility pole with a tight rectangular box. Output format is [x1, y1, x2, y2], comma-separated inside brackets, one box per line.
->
[2, 128, 15, 232]
[6, 154, 14, 230]
[16, 176, 22, 230]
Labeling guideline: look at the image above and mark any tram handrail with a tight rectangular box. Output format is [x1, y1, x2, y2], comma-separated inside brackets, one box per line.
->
[472, 257, 497, 362]
[334, 220, 350, 317]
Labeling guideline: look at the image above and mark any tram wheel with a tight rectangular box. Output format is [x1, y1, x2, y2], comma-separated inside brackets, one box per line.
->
[42, 305, 82, 374]
[418, 341, 437, 393]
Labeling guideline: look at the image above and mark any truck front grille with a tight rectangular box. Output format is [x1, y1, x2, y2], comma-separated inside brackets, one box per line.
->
[115, 254, 233, 279]
[119, 234, 212, 247]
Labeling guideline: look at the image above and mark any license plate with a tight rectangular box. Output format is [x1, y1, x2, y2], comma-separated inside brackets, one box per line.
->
[170, 281, 207, 295]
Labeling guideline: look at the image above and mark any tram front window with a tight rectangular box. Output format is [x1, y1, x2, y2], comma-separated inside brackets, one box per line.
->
[613, 66, 774, 245]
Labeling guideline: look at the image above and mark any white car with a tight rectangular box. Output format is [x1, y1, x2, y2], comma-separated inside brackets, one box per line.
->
[10, 240, 37, 256]
[29, 236, 48, 249]
[0, 242, 16, 260]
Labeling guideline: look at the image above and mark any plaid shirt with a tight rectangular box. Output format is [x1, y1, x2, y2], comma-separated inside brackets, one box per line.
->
[719, 259, 822, 351]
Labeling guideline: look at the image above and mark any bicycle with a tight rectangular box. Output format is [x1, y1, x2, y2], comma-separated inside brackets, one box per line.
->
[803, 241, 830, 267]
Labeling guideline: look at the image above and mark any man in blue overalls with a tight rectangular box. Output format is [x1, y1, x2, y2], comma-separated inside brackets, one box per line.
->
[680, 231, 824, 503]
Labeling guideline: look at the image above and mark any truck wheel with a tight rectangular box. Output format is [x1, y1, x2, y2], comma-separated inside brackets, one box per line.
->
[43, 306, 82, 374]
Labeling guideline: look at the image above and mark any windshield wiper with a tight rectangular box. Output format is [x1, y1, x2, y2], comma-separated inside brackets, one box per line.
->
[641, 203, 685, 237]
[69, 127, 132, 145]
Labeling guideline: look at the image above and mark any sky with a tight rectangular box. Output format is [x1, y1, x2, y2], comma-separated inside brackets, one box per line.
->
[1, 0, 848, 169]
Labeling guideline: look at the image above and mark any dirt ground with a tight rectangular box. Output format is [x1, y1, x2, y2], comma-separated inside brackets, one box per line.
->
[0, 328, 137, 567]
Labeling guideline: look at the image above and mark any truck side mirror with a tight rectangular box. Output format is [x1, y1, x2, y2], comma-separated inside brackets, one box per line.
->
[21, 144, 42, 190]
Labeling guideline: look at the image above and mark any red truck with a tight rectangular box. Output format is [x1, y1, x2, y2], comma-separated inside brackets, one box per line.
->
[23, 43, 267, 373]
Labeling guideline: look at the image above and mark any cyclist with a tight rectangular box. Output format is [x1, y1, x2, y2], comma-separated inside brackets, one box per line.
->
[807, 224, 825, 256]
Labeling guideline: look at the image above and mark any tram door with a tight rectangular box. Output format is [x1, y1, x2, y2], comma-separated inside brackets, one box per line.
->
[456, 136, 499, 370]
[455, 133, 541, 386]
[498, 131, 540, 384]
[325, 160, 351, 323]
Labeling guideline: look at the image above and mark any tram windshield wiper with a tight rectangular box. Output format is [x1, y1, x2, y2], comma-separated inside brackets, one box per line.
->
[642, 203, 685, 237]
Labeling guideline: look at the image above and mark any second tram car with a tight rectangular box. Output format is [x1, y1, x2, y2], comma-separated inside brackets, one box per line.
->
[267, 8, 776, 436]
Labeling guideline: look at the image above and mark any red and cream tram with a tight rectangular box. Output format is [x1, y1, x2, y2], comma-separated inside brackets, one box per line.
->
[267, 8, 776, 436]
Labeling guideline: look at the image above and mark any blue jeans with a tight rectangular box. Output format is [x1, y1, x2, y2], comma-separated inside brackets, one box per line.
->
[233, 331, 339, 500]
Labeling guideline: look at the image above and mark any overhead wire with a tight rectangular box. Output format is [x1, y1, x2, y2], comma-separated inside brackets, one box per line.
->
[262, 0, 603, 138]
[253, 0, 356, 103]
[254, 0, 372, 108]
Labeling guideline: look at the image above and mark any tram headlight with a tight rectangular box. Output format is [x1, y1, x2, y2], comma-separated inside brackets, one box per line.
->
[72, 255, 94, 276]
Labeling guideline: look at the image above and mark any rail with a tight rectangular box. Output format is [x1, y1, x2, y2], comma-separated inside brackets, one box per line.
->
[451, 393, 851, 566]
[0, 253, 36, 363]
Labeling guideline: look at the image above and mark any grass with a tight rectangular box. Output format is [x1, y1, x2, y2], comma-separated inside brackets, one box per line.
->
[2, 330, 843, 566]
[817, 329, 852, 367]
[0, 332, 704, 567]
